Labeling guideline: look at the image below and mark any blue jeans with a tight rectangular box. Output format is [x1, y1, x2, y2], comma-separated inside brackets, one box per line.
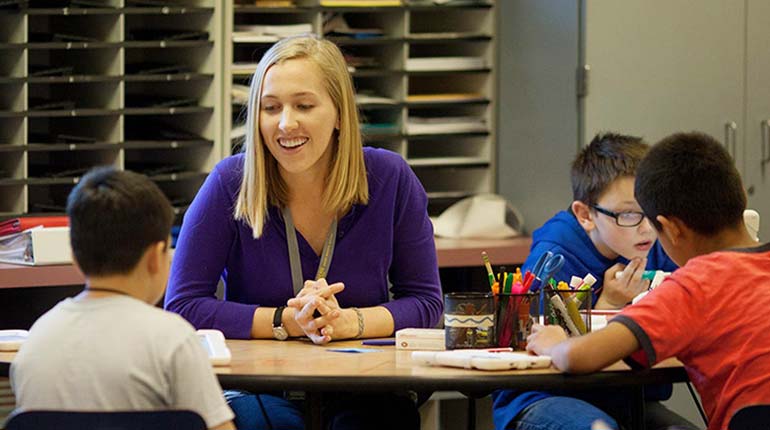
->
[225, 390, 420, 430]
[511, 396, 619, 430]
[225, 391, 304, 430]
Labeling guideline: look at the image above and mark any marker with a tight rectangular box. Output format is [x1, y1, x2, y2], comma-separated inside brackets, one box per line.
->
[482, 251, 495, 288]
[615, 270, 657, 281]
[503, 271, 514, 294]
[510, 281, 525, 294]
[574, 273, 597, 305]
[483, 347, 514, 353]
[362, 339, 396, 346]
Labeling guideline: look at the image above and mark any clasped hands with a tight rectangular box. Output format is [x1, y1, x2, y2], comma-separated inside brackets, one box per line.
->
[286, 279, 356, 345]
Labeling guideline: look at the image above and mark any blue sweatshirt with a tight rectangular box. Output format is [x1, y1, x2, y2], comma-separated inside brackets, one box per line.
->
[492, 210, 677, 429]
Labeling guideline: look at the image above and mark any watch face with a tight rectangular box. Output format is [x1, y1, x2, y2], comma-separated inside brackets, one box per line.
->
[272, 326, 289, 341]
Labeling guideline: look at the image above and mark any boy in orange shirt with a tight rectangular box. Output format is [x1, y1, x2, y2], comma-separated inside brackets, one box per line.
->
[527, 132, 770, 430]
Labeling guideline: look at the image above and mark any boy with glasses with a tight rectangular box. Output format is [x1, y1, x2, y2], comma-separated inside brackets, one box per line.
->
[529, 132, 676, 309]
[492, 133, 695, 430]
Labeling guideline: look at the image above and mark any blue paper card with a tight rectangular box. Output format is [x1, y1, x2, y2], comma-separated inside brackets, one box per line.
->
[327, 348, 383, 353]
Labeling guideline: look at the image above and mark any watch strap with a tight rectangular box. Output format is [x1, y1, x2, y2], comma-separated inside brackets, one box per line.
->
[273, 305, 286, 329]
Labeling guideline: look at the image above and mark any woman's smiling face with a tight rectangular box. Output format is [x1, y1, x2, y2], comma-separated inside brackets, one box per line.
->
[258, 57, 339, 181]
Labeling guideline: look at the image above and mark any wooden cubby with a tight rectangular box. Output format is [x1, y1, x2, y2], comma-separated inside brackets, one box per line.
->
[0, 0, 221, 222]
[0, 0, 495, 222]
[224, 0, 496, 216]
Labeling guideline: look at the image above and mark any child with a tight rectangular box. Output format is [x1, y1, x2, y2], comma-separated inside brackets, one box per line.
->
[10, 167, 234, 430]
[527, 132, 770, 430]
[525, 132, 677, 308]
[493, 133, 693, 430]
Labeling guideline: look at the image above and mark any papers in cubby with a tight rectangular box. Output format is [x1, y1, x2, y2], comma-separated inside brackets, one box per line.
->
[323, 13, 384, 39]
[232, 23, 313, 43]
[406, 116, 487, 135]
[355, 93, 398, 105]
[231, 63, 258, 75]
[406, 93, 485, 104]
[405, 56, 486, 72]
[231, 84, 251, 106]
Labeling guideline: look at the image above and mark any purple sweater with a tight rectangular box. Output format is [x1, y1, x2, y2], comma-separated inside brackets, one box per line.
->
[165, 147, 443, 339]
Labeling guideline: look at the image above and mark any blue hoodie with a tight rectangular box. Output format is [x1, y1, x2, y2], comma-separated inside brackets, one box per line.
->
[492, 210, 677, 429]
[523, 210, 677, 292]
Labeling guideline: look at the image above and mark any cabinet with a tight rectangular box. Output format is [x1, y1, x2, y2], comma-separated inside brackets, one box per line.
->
[745, 0, 770, 242]
[0, 0, 496, 223]
[0, 0, 222, 223]
[499, 0, 770, 240]
[224, 0, 497, 216]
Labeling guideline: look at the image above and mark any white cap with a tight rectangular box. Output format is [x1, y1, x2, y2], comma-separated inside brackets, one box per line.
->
[582, 273, 597, 286]
[569, 276, 583, 288]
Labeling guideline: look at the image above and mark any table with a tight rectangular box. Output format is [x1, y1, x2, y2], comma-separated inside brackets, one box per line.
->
[216, 339, 685, 392]
[0, 339, 687, 430]
[0, 262, 84, 289]
[222, 340, 687, 430]
[433, 236, 531, 269]
[0, 237, 532, 289]
[207, 339, 687, 430]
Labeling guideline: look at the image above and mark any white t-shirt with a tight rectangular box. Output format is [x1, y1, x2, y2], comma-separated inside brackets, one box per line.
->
[11, 295, 233, 429]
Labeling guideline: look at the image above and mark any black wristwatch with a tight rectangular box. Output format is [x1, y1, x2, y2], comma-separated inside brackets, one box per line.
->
[272, 306, 289, 341]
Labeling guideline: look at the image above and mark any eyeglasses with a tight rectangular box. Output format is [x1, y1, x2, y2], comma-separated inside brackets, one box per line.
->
[591, 204, 646, 227]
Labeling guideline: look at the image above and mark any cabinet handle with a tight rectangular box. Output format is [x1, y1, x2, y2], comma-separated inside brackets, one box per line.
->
[724, 121, 737, 159]
[762, 120, 770, 166]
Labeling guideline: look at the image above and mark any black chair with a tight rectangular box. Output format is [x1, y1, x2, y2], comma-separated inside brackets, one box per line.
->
[5, 410, 207, 430]
[729, 404, 770, 430]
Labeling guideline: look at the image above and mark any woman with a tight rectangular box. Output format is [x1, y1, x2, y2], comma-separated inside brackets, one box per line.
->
[165, 35, 442, 429]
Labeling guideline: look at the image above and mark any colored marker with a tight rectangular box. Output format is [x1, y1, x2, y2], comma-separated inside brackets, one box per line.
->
[574, 273, 597, 305]
[615, 270, 657, 281]
[482, 251, 495, 288]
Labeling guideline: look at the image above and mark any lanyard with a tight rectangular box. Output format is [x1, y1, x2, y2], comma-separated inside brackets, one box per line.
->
[282, 206, 338, 296]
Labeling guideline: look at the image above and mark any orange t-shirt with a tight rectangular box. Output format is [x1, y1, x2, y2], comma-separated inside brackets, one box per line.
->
[613, 242, 770, 430]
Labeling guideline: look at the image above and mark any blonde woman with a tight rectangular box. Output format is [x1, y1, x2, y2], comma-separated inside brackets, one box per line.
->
[165, 35, 441, 430]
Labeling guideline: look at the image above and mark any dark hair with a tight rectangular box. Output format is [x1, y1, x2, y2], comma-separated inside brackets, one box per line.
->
[66, 167, 174, 276]
[635, 132, 746, 235]
[571, 132, 649, 205]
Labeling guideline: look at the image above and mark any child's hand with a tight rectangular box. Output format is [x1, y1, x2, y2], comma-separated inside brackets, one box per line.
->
[526, 324, 568, 356]
[596, 258, 650, 309]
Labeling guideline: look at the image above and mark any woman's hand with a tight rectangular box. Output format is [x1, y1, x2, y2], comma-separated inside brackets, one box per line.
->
[287, 279, 344, 344]
[596, 258, 649, 309]
[293, 278, 342, 309]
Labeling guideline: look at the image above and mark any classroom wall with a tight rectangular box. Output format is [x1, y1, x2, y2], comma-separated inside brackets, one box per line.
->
[496, 1, 580, 233]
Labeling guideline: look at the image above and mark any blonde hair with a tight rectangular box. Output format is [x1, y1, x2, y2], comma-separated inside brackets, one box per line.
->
[234, 34, 369, 238]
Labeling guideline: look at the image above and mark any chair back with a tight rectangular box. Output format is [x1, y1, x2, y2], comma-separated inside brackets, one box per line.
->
[5, 410, 206, 430]
[729, 404, 770, 430]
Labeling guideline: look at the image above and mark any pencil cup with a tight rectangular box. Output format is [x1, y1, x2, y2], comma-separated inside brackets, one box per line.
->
[543, 289, 591, 337]
[443, 292, 495, 349]
[495, 293, 539, 350]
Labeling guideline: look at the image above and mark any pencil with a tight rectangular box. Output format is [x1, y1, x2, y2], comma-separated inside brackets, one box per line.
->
[482, 251, 495, 288]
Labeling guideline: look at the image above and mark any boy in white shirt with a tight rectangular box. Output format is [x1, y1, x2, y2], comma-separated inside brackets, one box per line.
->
[11, 167, 234, 430]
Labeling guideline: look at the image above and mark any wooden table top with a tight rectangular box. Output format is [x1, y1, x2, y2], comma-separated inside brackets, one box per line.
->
[217, 339, 686, 392]
[0, 339, 687, 393]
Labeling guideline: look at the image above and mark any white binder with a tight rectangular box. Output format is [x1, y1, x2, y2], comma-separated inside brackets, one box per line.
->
[0, 226, 72, 266]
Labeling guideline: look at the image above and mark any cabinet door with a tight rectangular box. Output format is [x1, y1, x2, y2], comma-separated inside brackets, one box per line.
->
[581, 0, 745, 171]
[745, 0, 770, 241]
